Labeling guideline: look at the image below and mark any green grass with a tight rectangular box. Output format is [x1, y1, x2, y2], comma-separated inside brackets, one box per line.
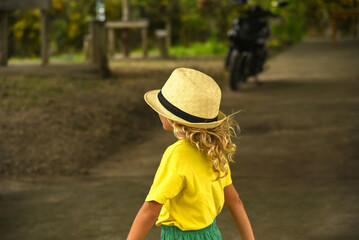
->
[132, 48, 160, 55]
[9, 53, 86, 64]
[50, 53, 85, 62]
[0, 73, 104, 111]
[0, 77, 66, 111]
[8, 38, 229, 62]
[132, 39, 228, 57]
[169, 39, 228, 57]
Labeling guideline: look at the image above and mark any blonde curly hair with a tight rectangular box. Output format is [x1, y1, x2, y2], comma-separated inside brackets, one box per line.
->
[168, 116, 239, 180]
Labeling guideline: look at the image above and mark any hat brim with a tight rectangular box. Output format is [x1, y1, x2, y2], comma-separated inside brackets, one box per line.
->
[144, 89, 226, 129]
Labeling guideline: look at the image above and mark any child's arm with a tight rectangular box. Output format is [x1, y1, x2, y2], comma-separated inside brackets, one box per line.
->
[126, 201, 163, 240]
[224, 184, 255, 240]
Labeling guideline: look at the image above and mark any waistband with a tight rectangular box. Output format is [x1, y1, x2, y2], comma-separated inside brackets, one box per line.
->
[162, 219, 218, 234]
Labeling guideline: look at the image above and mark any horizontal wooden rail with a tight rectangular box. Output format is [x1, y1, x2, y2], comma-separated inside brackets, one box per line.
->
[0, 0, 51, 10]
[105, 20, 149, 29]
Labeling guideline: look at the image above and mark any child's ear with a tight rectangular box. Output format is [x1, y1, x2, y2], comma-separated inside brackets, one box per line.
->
[159, 115, 174, 132]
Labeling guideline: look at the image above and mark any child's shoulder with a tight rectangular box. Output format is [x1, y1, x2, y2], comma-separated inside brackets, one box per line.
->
[162, 140, 202, 171]
[166, 139, 197, 155]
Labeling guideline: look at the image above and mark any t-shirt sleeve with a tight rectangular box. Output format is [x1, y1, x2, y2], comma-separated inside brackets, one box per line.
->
[145, 150, 184, 204]
[224, 164, 232, 187]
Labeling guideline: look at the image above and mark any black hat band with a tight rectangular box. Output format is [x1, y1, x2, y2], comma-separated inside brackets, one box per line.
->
[158, 91, 218, 123]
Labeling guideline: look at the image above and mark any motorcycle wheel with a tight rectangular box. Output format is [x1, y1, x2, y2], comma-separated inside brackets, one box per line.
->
[230, 54, 247, 91]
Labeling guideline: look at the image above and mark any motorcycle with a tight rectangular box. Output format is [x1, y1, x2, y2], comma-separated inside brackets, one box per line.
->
[225, 0, 288, 90]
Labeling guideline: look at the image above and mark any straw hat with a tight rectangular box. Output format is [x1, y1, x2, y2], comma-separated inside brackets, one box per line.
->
[144, 68, 226, 129]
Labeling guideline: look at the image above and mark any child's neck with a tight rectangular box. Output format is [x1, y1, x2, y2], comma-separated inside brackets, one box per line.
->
[174, 131, 186, 141]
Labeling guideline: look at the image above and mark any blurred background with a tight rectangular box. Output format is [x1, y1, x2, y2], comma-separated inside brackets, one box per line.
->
[3, 0, 359, 60]
[0, 0, 359, 240]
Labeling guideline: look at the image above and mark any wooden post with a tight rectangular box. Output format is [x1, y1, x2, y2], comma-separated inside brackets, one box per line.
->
[155, 29, 167, 58]
[83, 34, 91, 60]
[0, 11, 8, 66]
[122, 0, 130, 58]
[332, 15, 336, 48]
[166, 0, 176, 49]
[40, 9, 48, 65]
[90, 19, 110, 78]
[90, 20, 98, 65]
[90, 19, 100, 65]
[98, 21, 110, 78]
[122, 28, 130, 58]
[122, 0, 130, 21]
[108, 28, 115, 56]
[141, 27, 148, 58]
[166, 21, 171, 49]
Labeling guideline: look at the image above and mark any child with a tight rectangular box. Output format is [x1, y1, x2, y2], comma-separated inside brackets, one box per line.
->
[127, 68, 255, 240]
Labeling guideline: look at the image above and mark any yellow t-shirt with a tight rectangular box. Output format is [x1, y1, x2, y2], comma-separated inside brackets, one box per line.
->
[145, 139, 232, 231]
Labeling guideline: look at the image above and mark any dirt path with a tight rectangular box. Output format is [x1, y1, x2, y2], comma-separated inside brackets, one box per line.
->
[1, 39, 359, 240]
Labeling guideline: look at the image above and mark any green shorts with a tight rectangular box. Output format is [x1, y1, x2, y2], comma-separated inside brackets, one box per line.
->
[161, 219, 223, 240]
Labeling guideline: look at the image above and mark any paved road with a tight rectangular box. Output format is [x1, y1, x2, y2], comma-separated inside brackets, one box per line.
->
[1, 39, 358, 240]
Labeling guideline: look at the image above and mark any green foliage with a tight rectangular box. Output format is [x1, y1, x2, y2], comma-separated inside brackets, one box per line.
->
[9, 0, 357, 58]
[271, 0, 306, 43]
[11, 10, 41, 57]
[53, 18, 67, 51]
[104, 0, 122, 20]
[8, 0, 95, 56]
[169, 39, 227, 57]
[51, 0, 94, 52]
